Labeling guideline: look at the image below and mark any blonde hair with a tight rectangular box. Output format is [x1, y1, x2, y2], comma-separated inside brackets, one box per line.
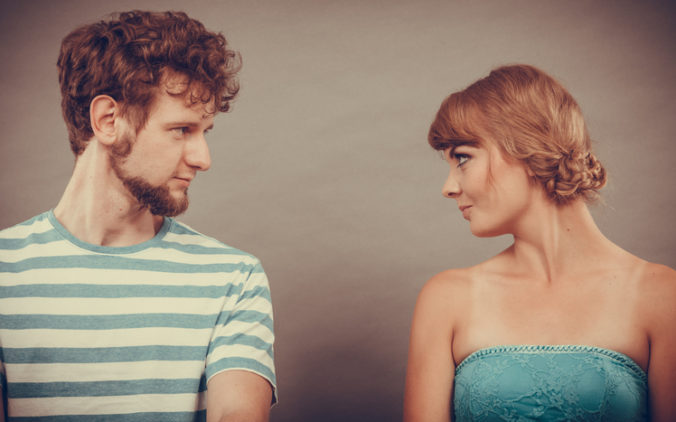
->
[428, 64, 606, 204]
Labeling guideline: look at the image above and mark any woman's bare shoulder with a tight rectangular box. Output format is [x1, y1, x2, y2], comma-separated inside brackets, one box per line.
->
[420, 250, 510, 297]
[414, 266, 480, 317]
[642, 261, 676, 288]
[635, 261, 676, 321]
[634, 261, 676, 295]
[408, 267, 477, 346]
[641, 261, 676, 281]
[423, 266, 477, 294]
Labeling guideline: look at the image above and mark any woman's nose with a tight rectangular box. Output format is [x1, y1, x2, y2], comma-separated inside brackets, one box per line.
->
[442, 170, 460, 198]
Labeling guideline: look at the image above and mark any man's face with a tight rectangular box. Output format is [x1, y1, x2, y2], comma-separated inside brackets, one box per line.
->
[110, 80, 215, 216]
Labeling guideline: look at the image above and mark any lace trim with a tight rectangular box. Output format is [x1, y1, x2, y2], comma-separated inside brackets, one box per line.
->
[455, 344, 647, 383]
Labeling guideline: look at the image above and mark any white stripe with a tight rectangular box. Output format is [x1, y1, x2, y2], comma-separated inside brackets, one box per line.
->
[9, 392, 207, 417]
[164, 229, 246, 251]
[0, 297, 227, 315]
[7, 360, 206, 383]
[0, 218, 52, 239]
[1, 240, 71, 263]
[163, 232, 217, 245]
[216, 320, 274, 340]
[1, 327, 212, 348]
[231, 296, 273, 314]
[210, 344, 275, 369]
[245, 271, 270, 285]
[1, 268, 247, 286]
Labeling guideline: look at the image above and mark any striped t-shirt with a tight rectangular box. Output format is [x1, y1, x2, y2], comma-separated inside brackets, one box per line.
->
[0, 211, 276, 421]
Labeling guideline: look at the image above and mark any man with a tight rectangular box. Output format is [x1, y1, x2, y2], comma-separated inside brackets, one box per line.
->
[0, 11, 276, 421]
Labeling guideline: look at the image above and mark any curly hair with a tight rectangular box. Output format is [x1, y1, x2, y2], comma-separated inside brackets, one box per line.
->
[57, 10, 241, 155]
[428, 64, 607, 204]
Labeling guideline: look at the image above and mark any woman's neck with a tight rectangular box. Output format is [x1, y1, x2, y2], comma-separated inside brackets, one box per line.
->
[503, 199, 625, 283]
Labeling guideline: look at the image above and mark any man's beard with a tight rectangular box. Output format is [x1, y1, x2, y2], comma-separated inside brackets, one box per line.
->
[109, 132, 189, 217]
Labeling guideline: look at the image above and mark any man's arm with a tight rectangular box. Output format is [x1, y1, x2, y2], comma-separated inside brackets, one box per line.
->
[204, 257, 276, 421]
[206, 370, 272, 422]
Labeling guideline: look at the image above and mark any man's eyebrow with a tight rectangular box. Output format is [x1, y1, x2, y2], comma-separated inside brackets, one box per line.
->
[164, 121, 214, 130]
[164, 121, 198, 126]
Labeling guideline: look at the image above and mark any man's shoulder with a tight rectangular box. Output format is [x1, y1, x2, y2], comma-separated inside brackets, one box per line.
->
[165, 218, 261, 265]
[0, 212, 53, 245]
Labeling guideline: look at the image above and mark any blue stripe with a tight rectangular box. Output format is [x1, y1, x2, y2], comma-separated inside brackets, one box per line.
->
[0, 313, 218, 330]
[0, 233, 251, 257]
[226, 310, 274, 332]
[239, 285, 271, 302]
[152, 241, 252, 255]
[0, 283, 243, 299]
[8, 377, 207, 398]
[169, 222, 202, 236]
[3, 345, 207, 363]
[10, 410, 206, 422]
[1, 309, 270, 330]
[0, 230, 63, 250]
[0, 256, 262, 274]
[210, 334, 274, 359]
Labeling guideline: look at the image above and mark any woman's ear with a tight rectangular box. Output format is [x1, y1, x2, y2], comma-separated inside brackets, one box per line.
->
[89, 95, 118, 146]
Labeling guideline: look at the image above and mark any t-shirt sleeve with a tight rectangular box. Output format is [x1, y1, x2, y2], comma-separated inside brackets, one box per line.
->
[205, 258, 277, 403]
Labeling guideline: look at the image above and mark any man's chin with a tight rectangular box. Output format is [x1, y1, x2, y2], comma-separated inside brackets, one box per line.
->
[123, 179, 189, 217]
[148, 194, 189, 217]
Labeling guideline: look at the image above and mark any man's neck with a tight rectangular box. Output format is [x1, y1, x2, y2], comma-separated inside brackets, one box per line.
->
[53, 141, 164, 247]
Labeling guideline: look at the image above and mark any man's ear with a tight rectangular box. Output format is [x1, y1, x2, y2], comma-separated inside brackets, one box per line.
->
[89, 95, 119, 146]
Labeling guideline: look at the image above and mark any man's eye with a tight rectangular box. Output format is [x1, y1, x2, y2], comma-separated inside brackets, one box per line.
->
[172, 127, 188, 136]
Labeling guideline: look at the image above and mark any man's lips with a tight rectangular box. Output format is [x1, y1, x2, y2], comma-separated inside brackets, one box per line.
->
[173, 176, 194, 187]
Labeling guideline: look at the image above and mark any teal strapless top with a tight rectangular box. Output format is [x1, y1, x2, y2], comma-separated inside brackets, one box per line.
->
[453, 345, 647, 421]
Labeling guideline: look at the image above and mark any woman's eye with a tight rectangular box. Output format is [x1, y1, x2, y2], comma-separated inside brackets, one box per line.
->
[454, 154, 469, 166]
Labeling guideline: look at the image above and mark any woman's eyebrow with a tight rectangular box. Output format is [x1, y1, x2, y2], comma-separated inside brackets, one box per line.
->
[449, 139, 480, 154]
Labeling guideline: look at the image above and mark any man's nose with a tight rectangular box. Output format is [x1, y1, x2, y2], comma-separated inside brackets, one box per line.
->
[185, 134, 211, 171]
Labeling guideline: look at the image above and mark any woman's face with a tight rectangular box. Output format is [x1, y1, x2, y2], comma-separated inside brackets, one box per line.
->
[441, 140, 535, 237]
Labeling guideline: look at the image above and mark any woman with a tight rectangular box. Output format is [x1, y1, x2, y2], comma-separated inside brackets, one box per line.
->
[404, 65, 675, 421]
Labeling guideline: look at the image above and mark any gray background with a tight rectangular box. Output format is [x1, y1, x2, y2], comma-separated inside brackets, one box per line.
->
[1, 1, 674, 421]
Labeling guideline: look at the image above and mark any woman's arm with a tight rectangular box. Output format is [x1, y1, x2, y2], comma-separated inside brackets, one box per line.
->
[645, 264, 676, 421]
[404, 274, 459, 422]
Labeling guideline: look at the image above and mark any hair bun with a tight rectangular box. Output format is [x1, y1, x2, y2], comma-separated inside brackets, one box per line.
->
[546, 151, 606, 203]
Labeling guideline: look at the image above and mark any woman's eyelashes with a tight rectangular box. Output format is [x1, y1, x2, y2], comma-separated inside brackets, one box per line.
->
[440, 148, 471, 167]
[454, 153, 470, 167]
